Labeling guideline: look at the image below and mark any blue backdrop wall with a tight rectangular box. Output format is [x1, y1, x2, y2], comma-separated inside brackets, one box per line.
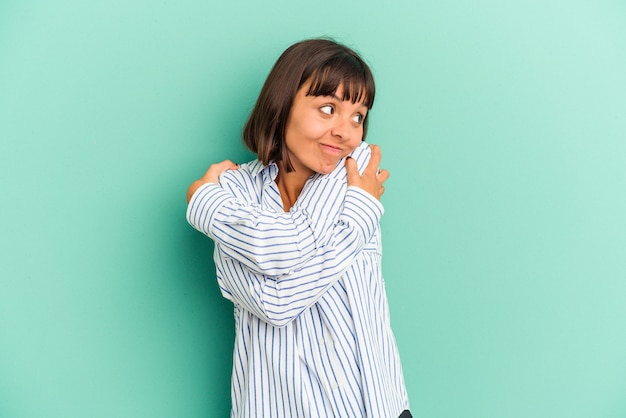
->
[1, 1, 625, 416]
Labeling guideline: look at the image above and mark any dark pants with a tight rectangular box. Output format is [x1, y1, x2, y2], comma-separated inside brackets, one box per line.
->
[399, 410, 413, 418]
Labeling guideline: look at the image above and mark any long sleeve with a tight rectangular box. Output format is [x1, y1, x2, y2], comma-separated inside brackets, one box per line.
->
[186, 177, 383, 327]
[187, 182, 320, 276]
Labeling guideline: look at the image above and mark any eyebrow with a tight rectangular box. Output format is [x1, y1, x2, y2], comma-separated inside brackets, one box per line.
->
[325, 94, 368, 111]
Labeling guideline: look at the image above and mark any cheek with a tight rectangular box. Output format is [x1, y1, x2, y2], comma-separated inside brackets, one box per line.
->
[289, 117, 326, 144]
[348, 128, 364, 148]
[306, 119, 330, 139]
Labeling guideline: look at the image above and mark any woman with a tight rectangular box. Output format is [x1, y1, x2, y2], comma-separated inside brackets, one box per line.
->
[187, 38, 411, 418]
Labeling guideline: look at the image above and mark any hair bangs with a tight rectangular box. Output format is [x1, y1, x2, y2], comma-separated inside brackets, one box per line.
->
[304, 55, 374, 108]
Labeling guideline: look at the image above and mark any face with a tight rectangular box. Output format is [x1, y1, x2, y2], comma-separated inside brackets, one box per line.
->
[283, 82, 368, 176]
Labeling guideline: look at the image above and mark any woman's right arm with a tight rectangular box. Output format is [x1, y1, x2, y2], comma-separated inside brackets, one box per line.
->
[188, 180, 383, 327]
[187, 180, 382, 276]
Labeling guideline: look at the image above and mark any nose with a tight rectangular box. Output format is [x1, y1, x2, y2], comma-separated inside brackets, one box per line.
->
[331, 116, 350, 141]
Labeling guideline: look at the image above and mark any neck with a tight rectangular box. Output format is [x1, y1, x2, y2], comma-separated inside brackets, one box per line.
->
[276, 162, 312, 212]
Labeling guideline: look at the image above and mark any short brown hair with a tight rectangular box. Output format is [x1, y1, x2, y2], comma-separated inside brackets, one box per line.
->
[243, 38, 376, 171]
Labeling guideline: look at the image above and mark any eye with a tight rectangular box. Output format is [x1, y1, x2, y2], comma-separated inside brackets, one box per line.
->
[320, 105, 334, 115]
[352, 113, 365, 124]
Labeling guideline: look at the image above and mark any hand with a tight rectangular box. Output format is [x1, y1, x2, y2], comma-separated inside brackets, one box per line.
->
[345, 144, 389, 201]
[186, 160, 239, 202]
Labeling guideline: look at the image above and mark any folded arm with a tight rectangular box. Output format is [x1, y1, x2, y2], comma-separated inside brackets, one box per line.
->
[185, 144, 389, 326]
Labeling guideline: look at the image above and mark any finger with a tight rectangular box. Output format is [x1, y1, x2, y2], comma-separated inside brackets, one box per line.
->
[203, 160, 239, 184]
[366, 144, 382, 176]
[345, 156, 359, 184]
[376, 169, 390, 184]
[209, 160, 238, 174]
[225, 160, 239, 170]
[214, 160, 239, 171]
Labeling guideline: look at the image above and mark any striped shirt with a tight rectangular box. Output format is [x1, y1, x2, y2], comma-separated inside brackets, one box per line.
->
[187, 142, 409, 417]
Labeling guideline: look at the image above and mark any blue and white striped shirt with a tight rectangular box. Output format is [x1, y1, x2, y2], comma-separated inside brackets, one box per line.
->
[187, 142, 409, 417]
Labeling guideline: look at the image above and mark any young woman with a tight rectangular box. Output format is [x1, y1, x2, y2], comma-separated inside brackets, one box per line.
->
[187, 38, 411, 418]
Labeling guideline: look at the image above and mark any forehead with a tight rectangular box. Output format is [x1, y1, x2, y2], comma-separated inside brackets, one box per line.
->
[305, 80, 370, 107]
[303, 65, 373, 108]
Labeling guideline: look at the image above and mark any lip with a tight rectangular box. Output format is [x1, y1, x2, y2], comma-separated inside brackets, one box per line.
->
[319, 143, 343, 155]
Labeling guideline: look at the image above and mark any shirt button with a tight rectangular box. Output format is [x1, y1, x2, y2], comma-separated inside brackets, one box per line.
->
[332, 382, 339, 390]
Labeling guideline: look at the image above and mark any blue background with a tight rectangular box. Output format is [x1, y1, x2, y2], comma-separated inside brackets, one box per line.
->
[1, 1, 625, 416]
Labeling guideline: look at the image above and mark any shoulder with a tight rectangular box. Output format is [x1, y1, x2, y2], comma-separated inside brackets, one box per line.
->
[218, 159, 265, 201]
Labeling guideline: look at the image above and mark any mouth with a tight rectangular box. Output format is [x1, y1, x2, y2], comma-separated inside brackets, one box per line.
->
[319, 143, 343, 155]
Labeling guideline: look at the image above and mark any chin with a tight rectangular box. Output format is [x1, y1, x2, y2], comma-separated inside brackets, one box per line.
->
[316, 165, 338, 175]
[312, 157, 343, 175]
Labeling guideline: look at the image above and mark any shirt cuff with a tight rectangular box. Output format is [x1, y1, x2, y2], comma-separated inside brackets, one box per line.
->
[342, 186, 384, 242]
